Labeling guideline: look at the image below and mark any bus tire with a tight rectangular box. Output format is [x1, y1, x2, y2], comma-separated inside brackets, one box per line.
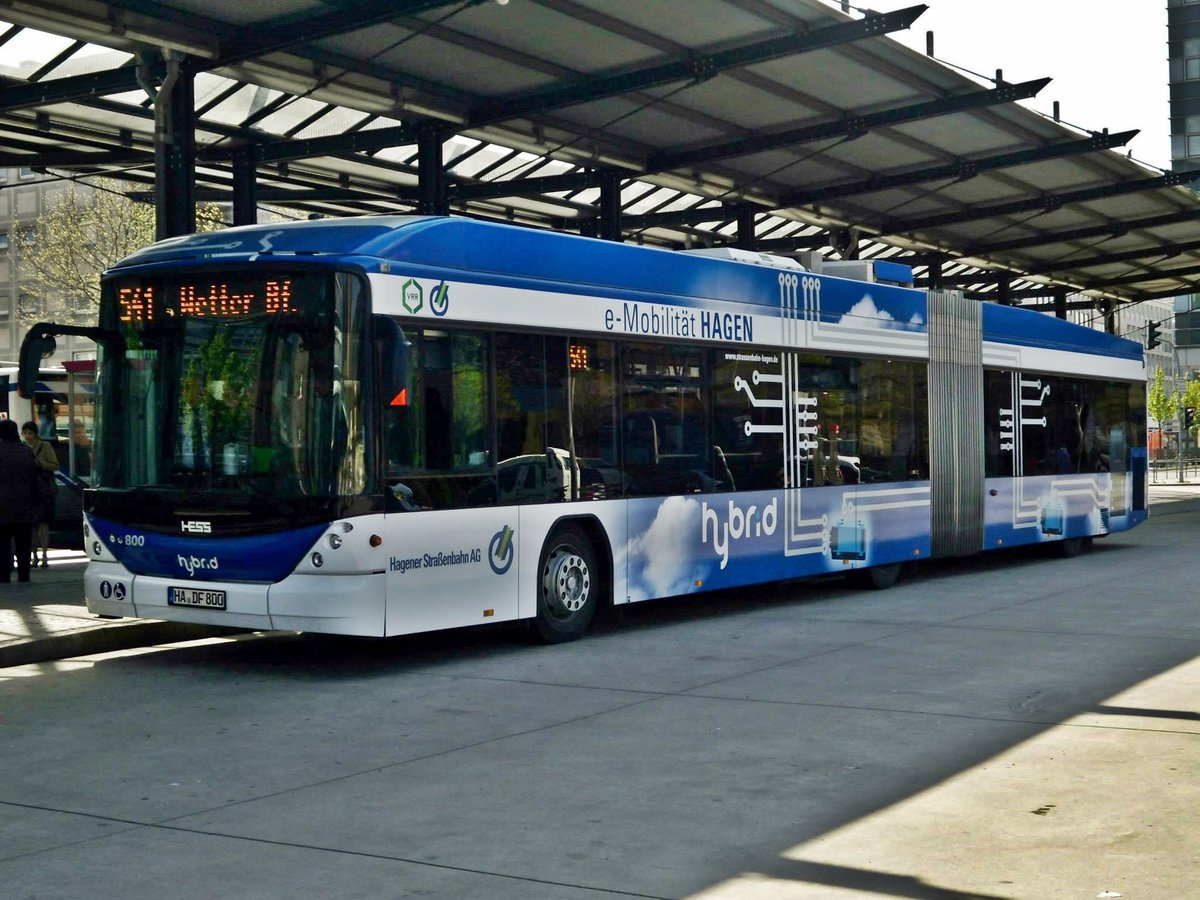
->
[533, 525, 598, 643]
[852, 562, 902, 591]
[1055, 537, 1084, 559]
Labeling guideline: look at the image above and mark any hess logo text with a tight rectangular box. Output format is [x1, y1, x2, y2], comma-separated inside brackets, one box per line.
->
[181, 520, 213, 534]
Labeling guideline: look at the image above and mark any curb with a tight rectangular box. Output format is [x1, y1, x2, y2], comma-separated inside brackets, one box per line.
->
[0, 621, 242, 669]
[1149, 496, 1200, 516]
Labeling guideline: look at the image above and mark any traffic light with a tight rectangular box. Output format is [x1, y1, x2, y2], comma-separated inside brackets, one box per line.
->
[1187, 407, 1195, 430]
[1147, 320, 1162, 350]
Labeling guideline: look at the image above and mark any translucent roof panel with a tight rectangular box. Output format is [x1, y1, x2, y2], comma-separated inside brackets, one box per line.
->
[0, 1, 1194, 304]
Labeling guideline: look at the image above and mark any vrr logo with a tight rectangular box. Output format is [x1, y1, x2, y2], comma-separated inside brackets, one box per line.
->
[402, 278, 423, 314]
[488, 525, 515, 575]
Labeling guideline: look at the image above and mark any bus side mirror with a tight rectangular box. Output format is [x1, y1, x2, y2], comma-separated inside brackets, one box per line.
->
[18, 324, 58, 397]
[373, 315, 412, 407]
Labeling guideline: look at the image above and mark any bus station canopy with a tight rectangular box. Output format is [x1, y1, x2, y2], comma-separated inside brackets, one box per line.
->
[0, 0, 1195, 314]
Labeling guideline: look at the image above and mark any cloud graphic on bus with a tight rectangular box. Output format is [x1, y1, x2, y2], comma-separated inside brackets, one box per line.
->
[627, 496, 707, 601]
[839, 295, 924, 331]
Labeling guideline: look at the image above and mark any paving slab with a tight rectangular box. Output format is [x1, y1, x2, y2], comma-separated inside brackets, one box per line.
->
[3, 822, 627, 900]
[689, 657, 1200, 900]
[0, 552, 235, 668]
[2, 487, 1199, 899]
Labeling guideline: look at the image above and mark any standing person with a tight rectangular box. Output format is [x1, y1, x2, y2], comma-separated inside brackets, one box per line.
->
[0, 419, 39, 584]
[23, 421, 59, 568]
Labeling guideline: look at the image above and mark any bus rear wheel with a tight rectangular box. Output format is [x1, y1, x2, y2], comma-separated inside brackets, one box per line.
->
[851, 562, 902, 590]
[533, 525, 598, 643]
[1055, 537, 1084, 558]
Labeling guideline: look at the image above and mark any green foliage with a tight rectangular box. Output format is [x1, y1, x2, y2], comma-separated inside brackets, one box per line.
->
[1147, 368, 1178, 428]
[1146, 368, 1200, 433]
[180, 330, 256, 445]
[1183, 376, 1200, 434]
[13, 178, 225, 323]
[217, 350, 254, 438]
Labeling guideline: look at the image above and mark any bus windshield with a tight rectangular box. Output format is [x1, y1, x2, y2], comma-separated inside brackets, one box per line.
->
[95, 268, 369, 514]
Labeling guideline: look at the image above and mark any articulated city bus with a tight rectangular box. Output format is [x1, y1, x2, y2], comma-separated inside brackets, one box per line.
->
[21, 216, 1147, 641]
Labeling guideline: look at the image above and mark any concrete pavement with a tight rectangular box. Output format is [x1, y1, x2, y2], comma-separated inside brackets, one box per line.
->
[2, 487, 1199, 899]
[0, 550, 234, 668]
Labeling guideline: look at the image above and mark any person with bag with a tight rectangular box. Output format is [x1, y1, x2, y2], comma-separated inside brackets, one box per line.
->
[0, 419, 39, 583]
[22, 420, 59, 568]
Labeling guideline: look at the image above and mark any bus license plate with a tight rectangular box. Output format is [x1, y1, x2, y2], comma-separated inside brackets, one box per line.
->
[168, 586, 227, 610]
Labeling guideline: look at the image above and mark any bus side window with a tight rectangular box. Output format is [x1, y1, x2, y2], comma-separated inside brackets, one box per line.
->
[495, 332, 556, 504]
[621, 344, 711, 497]
[385, 329, 493, 510]
[565, 338, 619, 500]
[710, 350, 780, 491]
[37, 397, 59, 440]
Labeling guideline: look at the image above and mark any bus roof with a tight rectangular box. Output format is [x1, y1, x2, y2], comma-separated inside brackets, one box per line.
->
[107, 216, 1143, 365]
[107, 216, 811, 304]
[982, 303, 1143, 363]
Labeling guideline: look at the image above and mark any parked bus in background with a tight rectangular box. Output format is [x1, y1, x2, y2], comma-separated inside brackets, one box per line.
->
[0, 364, 65, 434]
[21, 217, 1147, 641]
[0, 362, 92, 546]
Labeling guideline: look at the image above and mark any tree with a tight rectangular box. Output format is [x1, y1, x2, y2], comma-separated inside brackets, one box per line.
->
[1147, 367, 1175, 432]
[1183, 375, 1200, 439]
[13, 178, 225, 324]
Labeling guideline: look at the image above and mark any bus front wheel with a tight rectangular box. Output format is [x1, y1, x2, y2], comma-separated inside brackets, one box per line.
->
[533, 525, 598, 643]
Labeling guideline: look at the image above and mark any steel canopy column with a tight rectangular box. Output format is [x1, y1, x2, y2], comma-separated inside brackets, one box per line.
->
[232, 147, 258, 226]
[153, 57, 195, 240]
[1053, 286, 1068, 320]
[735, 206, 757, 250]
[1103, 299, 1116, 334]
[598, 170, 622, 241]
[417, 127, 448, 216]
[997, 275, 1011, 306]
[831, 227, 859, 260]
[926, 254, 944, 290]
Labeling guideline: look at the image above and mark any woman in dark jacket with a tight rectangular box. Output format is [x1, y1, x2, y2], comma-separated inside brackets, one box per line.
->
[0, 418, 39, 583]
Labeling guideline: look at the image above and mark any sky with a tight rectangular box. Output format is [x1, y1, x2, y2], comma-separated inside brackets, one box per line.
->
[884, 0, 1171, 170]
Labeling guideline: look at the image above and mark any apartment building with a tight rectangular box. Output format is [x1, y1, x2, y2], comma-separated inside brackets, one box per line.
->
[0, 166, 93, 364]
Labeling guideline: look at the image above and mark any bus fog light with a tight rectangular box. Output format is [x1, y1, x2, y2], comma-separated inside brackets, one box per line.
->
[92, 541, 102, 556]
[328, 534, 342, 549]
[311, 551, 324, 568]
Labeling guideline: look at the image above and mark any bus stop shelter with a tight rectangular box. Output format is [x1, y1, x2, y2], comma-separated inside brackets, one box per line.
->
[0, 0, 1197, 324]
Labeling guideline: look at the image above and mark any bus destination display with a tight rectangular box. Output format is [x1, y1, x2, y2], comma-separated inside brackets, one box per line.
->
[117, 278, 297, 323]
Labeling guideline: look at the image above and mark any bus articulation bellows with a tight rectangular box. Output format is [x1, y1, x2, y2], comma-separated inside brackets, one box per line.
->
[21, 216, 1147, 641]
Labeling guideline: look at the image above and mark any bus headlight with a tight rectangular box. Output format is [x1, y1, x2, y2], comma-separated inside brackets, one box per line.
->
[311, 551, 324, 568]
[328, 534, 342, 550]
[92, 541, 103, 557]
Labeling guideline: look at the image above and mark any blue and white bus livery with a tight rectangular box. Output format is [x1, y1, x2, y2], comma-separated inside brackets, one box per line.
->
[20, 216, 1147, 641]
